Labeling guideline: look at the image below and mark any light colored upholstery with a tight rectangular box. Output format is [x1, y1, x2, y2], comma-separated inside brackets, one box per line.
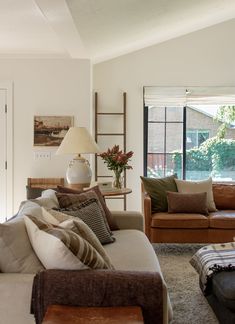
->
[110, 211, 144, 231]
[0, 209, 171, 324]
[0, 274, 35, 324]
[104, 230, 173, 324]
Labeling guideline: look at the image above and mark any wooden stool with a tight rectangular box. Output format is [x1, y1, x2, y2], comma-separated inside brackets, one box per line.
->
[42, 305, 144, 324]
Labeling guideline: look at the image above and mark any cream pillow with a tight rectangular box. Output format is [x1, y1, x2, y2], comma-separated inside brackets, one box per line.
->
[24, 215, 111, 270]
[42, 208, 114, 269]
[175, 177, 217, 212]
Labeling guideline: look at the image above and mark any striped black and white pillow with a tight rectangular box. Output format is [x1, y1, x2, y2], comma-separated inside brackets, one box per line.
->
[60, 198, 115, 245]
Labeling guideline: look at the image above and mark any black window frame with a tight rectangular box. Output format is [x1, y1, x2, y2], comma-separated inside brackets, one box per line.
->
[143, 105, 187, 178]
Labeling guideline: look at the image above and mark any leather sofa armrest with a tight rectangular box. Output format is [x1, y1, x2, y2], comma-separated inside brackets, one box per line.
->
[141, 188, 152, 240]
[110, 211, 144, 231]
[32, 269, 163, 324]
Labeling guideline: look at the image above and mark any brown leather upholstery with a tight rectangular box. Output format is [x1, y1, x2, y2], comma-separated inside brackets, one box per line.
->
[208, 229, 235, 243]
[151, 228, 209, 243]
[213, 183, 235, 209]
[209, 210, 235, 229]
[141, 183, 235, 243]
[42, 305, 144, 324]
[151, 212, 209, 229]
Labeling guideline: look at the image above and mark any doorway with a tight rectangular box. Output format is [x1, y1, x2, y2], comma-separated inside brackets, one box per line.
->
[0, 83, 13, 222]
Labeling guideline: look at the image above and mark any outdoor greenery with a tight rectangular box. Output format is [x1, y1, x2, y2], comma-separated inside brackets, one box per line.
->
[215, 105, 235, 138]
[172, 105, 235, 178]
[148, 105, 235, 179]
[172, 136, 235, 177]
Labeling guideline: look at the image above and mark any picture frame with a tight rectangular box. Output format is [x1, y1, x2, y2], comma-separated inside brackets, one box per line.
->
[34, 116, 74, 147]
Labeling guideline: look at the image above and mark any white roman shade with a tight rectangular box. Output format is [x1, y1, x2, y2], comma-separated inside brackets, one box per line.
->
[144, 87, 235, 107]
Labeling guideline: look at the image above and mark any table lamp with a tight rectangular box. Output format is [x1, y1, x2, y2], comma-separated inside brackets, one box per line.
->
[56, 127, 100, 188]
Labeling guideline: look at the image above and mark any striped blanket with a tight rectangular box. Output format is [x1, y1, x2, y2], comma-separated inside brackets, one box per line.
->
[190, 242, 235, 295]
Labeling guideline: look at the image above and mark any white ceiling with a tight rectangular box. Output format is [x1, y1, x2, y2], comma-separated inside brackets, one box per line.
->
[0, 0, 235, 62]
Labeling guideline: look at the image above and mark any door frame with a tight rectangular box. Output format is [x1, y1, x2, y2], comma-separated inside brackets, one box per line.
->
[0, 81, 13, 217]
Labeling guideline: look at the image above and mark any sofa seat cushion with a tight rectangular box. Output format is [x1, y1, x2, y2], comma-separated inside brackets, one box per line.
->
[104, 229, 173, 323]
[0, 273, 35, 324]
[151, 212, 209, 229]
[209, 211, 235, 229]
[211, 271, 235, 311]
[104, 230, 161, 272]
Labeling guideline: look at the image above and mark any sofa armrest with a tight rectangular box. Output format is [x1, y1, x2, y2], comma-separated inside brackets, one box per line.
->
[31, 269, 163, 324]
[142, 190, 152, 240]
[110, 211, 144, 231]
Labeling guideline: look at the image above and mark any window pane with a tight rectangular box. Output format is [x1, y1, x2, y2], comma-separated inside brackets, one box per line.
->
[148, 107, 165, 122]
[166, 123, 183, 152]
[166, 107, 183, 122]
[186, 105, 235, 181]
[147, 153, 165, 177]
[148, 123, 164, 152]
[168, 153, 183, 179]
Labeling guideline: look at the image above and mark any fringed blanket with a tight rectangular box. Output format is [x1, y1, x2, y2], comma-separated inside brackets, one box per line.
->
[190, 242, 235, 295]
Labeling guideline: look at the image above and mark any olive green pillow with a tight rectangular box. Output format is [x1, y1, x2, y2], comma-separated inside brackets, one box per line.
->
[141, 174, 178, 212]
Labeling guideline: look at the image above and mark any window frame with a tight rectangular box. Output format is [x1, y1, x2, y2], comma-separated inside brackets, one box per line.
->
[144, 105, 187, 178]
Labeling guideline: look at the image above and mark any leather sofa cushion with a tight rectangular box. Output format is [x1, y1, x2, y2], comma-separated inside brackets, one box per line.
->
[212, 271, 235, 311]
[213, 184, 235, 210]
[151, 213, 209, 229]
[209, 211, 235, 229]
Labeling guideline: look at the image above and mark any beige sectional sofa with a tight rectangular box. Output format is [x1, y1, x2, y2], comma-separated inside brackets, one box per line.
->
[0, 200, 172, 324]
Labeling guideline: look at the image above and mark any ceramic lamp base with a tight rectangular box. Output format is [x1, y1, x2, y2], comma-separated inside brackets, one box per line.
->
[66, 156, 92, 188]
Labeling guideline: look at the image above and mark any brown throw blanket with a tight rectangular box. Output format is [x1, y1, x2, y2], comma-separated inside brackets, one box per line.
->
[31, 269, 163, 324]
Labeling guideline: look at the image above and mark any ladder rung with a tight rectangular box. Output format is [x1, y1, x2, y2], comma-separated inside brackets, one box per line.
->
[105, 196, 125, 199]
[97, 112, 124, 115]
[97, 133, 124, 136]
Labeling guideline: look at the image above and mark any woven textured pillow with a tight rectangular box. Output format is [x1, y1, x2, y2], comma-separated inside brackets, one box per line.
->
[57, 185, 119, 231]
[167, 191, 209, 215]
[24, 215, 112, 270]
[59, 198, 115, 245]
[141, 174, 178, 212]
[56, 190, 112, 235]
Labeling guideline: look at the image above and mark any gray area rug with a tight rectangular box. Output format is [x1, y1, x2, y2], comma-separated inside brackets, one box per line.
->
[153, 244, 219, 324]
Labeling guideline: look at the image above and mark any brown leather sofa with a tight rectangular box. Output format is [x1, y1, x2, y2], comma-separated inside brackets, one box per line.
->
[142, 183, 235, 243]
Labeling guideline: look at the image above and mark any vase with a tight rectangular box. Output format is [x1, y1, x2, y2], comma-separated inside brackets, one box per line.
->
[112, 170, 123, 189]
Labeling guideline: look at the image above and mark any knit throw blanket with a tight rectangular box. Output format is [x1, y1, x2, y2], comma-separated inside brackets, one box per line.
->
[190, 242, 235, 295]
[31, 269, 163, 324]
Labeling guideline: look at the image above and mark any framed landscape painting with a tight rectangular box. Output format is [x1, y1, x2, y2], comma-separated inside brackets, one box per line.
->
[34, 116, 73, 147]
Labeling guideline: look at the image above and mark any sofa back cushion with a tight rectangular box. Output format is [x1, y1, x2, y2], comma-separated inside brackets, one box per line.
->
[0, 202, 44, 273]
[213, 183, 235, 209]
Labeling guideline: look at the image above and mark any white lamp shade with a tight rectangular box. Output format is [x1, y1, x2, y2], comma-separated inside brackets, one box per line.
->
[56, 127, 100, 155]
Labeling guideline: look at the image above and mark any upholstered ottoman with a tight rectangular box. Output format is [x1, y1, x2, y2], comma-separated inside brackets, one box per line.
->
[190, 242, 235, 324]
[206, 271, 235, 324]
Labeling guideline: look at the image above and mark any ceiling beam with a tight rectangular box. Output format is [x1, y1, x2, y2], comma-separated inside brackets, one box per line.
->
[34, 0, 89, 59]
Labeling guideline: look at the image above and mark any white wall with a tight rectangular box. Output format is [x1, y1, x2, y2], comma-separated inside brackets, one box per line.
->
[0, 59, 91, 212]
[94, 19, 235, 211]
